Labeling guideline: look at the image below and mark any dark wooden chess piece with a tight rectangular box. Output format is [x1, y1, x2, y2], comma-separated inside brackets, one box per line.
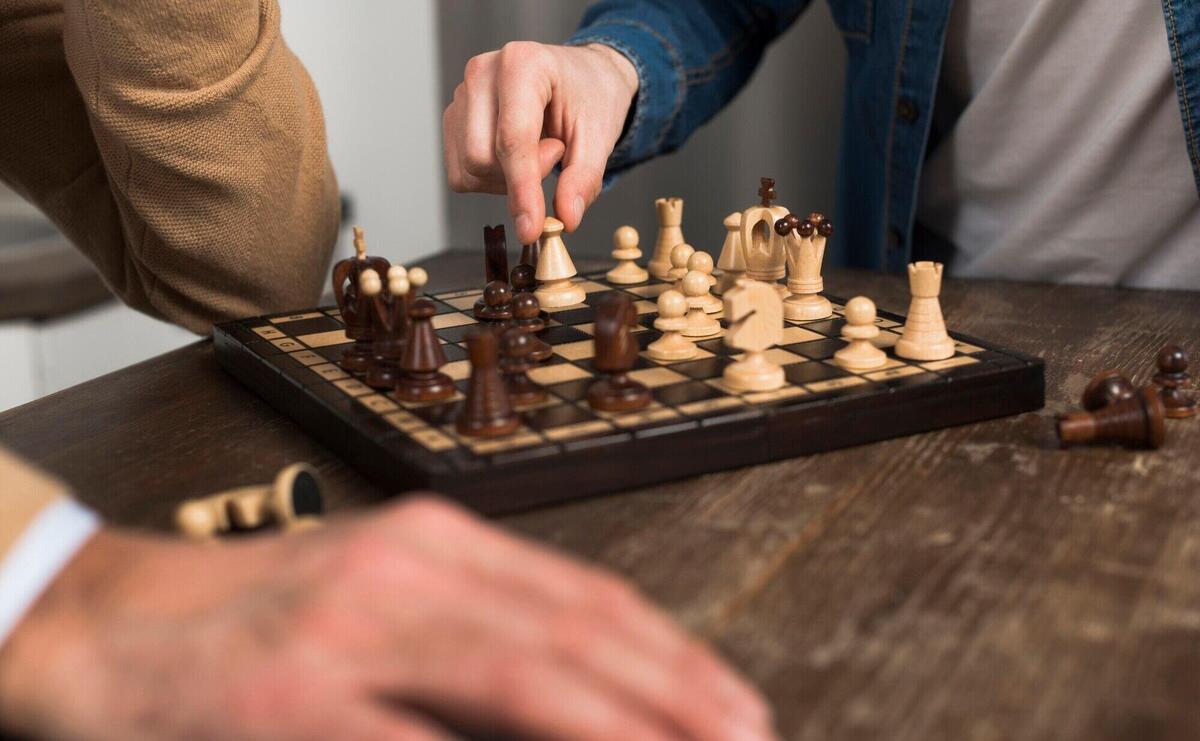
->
[510, 292, 552, 362]
[774, 212, 800, 237]
[476, 280, 514, 321]
[500, 327, 547, 406]
[475, 225, 511, 319]
[331, 227, 390, 372]
[587, 293, 651, 412]
[1081, 370, 1136, 411]
[457, 328, 521, 437]
[510, 263, 536, 293]
[395, 298, 455, 402]
[364, 270, 411, 390]
[519, 240, 540, 277]
[1153, 344, 1197, 419]
[1057, 385, 1167, 449]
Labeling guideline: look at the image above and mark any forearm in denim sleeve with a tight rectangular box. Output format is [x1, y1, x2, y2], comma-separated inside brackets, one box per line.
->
[567, 0, 810, 175]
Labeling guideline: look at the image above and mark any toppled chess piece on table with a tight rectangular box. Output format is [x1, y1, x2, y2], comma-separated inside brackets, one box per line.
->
[777, 214, 833, 321]
[723, 279, 785, 392]
[332, 226, 391, 372]
[500, 327, 547, 406]
[1081, 370, 1136, 411]
[669, 242, 695, 289]
[607, 225, 649, 284]
[588, 293, 651, 412]
[650, 197, 684, 281]
[534, 217, 586, 308]
[1153, 344, 1197, 419]
[895, 260, 955, 361]
[395, 298, 455, 402]
[715, 211, 745, 295]
[175, 463, 324, 540]
[458, 328, 521, 437]
[509, 291, 552, 362]
[681, 270, 721, 339]
[647, 289, 698, 362]
[834, 296, 888, 371]
[1057, 386, 1167, 450]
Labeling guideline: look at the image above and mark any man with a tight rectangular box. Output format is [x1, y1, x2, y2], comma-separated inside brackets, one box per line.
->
[444, 0, 1200, 290]
[0, 2, 775, 739]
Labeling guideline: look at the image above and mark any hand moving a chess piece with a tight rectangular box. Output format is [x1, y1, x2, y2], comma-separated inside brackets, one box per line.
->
[0, 499, 774, 741]
[443, 42, 639, 244]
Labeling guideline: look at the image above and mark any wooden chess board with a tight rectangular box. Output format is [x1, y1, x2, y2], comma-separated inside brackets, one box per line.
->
[213, 272, 1045, 514]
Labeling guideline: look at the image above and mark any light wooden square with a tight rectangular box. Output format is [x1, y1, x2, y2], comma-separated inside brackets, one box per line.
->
[289, 350, 326, 366]
[359, 394, 399, 414]
[432, 312, 477, 330]
[640, 347, 715, 365]
[633, 299, 659, 314]
[954, 341, 985, 355]
[269, 311, 324, 324]
[871, 331, 901, 349]
[876, 317, 902, 329]
[921, 356, 980, 371]
[528, 363, 592, 386]
[333, 378, 374, 397]
[298, 329, 350, 348]
[270, 338, 305, 353]
[252, 326, 287, 340]
[780, 326, 825, 344]
[805, 376, 868, 393]
[865, 365, 927, 382]
[732, 348, 806, 366]
[625, 283, 672, 298]
[384, 411, 426, 432]
[553, 339, 595, 361]
[435, 288, 483, 300]
[444, 295, 483, 310]
[543, 420, 615, 441]
[628, 367, 689, 388]
[464, 431, 546, 455]
[443, 359, 473, 381]
[411, 428, 457, 452]
[678, 397, 745, 416]
[311, 363, 349, 382]
[577, 280, 610, 294]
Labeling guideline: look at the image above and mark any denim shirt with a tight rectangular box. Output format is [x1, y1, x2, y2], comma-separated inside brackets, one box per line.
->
[568, 0, 1200, 272]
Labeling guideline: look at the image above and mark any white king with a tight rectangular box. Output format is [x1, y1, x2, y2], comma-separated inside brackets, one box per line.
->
[782, 216, 833, 321]
[895, 261, 956, 361]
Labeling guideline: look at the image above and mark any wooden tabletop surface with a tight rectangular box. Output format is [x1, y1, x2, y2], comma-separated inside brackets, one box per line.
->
[2, 251, 1198, 741]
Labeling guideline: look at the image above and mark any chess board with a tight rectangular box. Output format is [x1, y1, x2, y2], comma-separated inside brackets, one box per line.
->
[213, 272, 1045, 514]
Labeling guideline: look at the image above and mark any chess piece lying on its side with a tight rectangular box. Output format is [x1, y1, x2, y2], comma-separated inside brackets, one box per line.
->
[175, 463, 325, 540]
[1057, 386, 1167, 450]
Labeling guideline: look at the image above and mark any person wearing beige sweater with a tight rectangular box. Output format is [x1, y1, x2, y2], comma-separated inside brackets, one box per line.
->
[0, 2, 776, 739]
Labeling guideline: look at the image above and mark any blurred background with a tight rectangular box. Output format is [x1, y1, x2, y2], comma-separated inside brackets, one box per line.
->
[0, 0, 844, 411]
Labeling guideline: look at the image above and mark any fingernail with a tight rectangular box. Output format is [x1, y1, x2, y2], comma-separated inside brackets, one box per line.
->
[516, 213, 532, 239]
[573, 196, 585, 223]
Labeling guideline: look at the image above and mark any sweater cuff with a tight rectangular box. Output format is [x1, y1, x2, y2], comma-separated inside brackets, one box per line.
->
[566, 19, 685, 180]
[0, 499, 100, 648]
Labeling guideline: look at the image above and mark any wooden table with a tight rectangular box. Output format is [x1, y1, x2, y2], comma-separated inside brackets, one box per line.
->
[2, 252, 1198, 740]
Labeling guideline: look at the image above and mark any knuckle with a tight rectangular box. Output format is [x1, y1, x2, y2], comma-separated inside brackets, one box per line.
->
[500, 40, 545, 68]
[462, 145, 495, 177]
[463, 54, 491, 84]
[494, 128, 532, 161]
[588, 572, 643, 618]
[393, 495, 472, 533]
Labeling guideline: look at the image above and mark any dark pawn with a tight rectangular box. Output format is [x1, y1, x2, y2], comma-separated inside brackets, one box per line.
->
[510, 263, 536, 293]
[1153, 344, 1197, 419]
[510, 292, 552, 362]
[587, 293, 651, 413]
[1081, 370, 1136, 411]
[1057, 385, 1167, 449]
[500, 328, 547, 406]
[475, 280, 514, 321]
[395, 298, 455, 403]
[457, 328, 520, 437]
[474, 225, 511, 319]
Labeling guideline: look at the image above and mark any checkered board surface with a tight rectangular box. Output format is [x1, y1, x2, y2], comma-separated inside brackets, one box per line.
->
[213, 271, 1044, 514]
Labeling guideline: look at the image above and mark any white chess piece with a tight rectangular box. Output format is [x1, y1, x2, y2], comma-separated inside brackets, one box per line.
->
[715, 211, 745, 295]
[722, 279, 785, 392]
[740, 202, 789, 298]
[681, 271, 721, 338]
[781, 218, 833, 321]
[534, 217, 586, 308]
[649, 197, 684, 281]
[895, 261, 955, 361]
[668, 243, 695, 290]
[606, 225, 649, 284]
[647, 289, 697, 361]
[834, 296, 888, 371]
[686, 251, 723, 314]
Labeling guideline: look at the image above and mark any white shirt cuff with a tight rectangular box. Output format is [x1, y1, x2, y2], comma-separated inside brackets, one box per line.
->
[0, 498, 100, 647]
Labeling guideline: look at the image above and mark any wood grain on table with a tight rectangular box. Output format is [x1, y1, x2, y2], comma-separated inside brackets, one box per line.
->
[1, 251, 1197, 741]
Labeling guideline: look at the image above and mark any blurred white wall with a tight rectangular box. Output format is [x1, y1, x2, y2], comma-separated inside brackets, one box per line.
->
[280, 0, 445, 267]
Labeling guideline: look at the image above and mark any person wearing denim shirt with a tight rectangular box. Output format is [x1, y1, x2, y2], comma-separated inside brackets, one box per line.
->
[445, 1, 1200, 290]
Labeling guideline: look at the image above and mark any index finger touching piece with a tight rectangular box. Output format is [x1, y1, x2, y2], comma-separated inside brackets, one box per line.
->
[495, 47, 554, 244]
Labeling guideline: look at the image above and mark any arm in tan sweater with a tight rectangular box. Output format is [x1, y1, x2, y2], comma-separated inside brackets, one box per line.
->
[0, 0, 340, 334]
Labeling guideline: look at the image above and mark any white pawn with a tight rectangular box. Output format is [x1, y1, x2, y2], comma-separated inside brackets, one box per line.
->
[606, 226, 649, 284]
[681, 270, 721, 338]
[668, 243, 695, 290]
[647, 289, 697, 361]
[686, 251, 722, 314]
[834, 297, 888, 371]
[534, 217, 585, 308]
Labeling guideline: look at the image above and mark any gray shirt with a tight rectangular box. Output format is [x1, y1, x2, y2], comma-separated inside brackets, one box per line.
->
[917, 0, 1199, 290]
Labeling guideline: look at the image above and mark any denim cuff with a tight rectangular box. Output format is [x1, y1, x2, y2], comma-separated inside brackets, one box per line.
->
[566, 19, 685, 184]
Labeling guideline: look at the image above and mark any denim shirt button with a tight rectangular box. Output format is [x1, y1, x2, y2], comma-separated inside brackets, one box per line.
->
[896, 98, 919, 123]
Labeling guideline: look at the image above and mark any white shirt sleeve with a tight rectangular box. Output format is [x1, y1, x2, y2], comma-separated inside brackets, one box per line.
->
[0, 498, 100, 647]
